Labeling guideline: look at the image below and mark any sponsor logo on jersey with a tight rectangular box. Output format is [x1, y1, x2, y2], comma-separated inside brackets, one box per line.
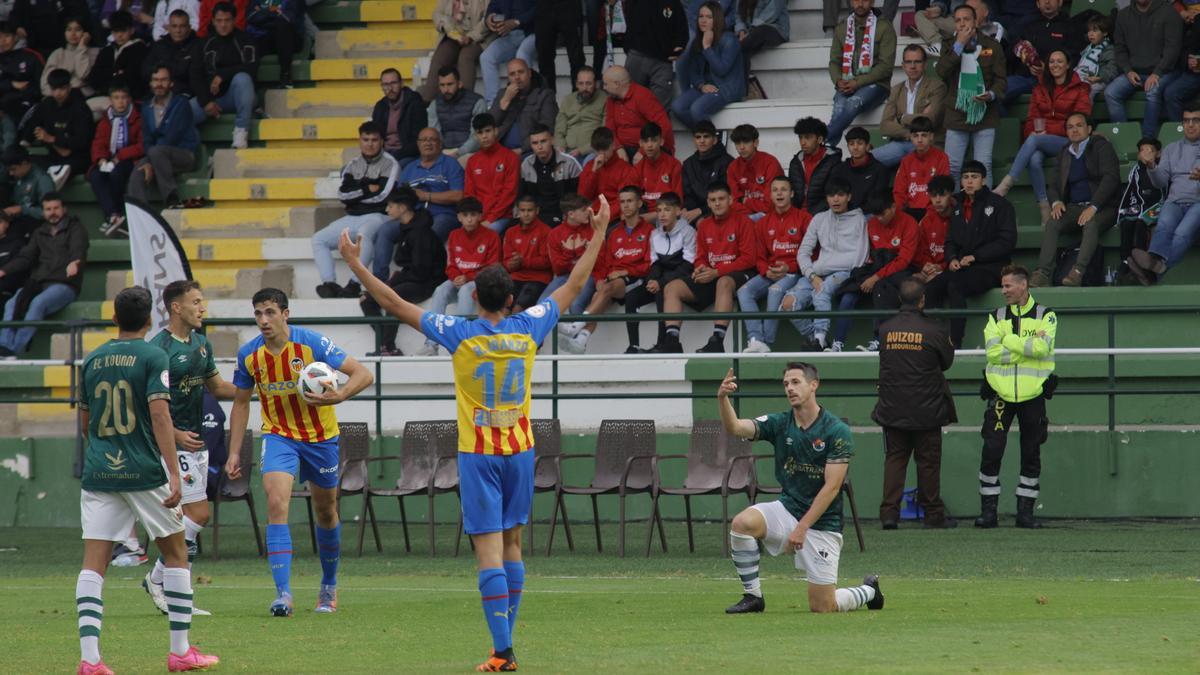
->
[177, 354, 188, 362]
[318, 465, 338, 474]
[263, 380, 299, 393]
[105, 449, 127, 471]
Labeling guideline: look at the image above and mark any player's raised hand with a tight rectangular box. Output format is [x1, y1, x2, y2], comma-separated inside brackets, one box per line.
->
[589, 194, 611, 234]
[162, 473, 182, 508]
[338, 230, 363, 267]
[717, 367, 738, 398]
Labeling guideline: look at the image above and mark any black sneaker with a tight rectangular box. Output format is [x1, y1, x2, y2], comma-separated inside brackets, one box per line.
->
[280, 71, 294, 89]
[863, 575, 884, 610]
[340, 281, 362, 298]
[697, 335, 725, 353]
[366, 346, 402, 357]
[724, 593, 765, 614]
[316, 282, 341, 298]
[647, 336, 683, 353]
[624, 345, 643, 354]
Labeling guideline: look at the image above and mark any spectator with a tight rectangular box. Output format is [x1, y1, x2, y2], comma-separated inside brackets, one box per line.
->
[393, 127, 465, 243]
[198, 0, 248, 35]
[739, 176, 810, 354]
[1003, 0, 1085, 108]
[924, 160, 1016, 347]
[787, 116, 842, 214]
[673, 1, 745, 130]
[781, 177, 868, 351]
[632, 192, 694, 352]
[622, 0, 689, 107]
[736, 0, 790, 90]
[128, 65, 200, 208]
[519, 123, 581, 225]
[874, 44, 947, 168]
[419, 0, 488, 103]
[0, 211, 25, 305]
[502, 193, 552, 312]
[633, 121, 682, 213]
[490, 57, 557, 153]
[89, 82, 143, 238]
[360, 186, 446, 356]
[655, 182, 756, 353]
[681, 118, 732, 222]
[86, 11, 149, 107]
[936, 4, 1007, 184]
[892, 116, 950, 222]
[245, 0, 303, 88]
[22, 68, 94, 189]
[1115, 137, 1163, 284]
[1167, 13, 1200, 123]
[153, 0, 200, 41]
[828, 126, 890, 210]
[0, 22, 43, 129]
[479, 0, 537, 106]
[41, 17, 94, 98]
[537, 192, 596, 314]
[426, 66, 487, 159]
[464, 112, 519, 232]
[143, 9, 200, 100]
[191, 1, 257, 149]
[0, 192, 87, 358]
[554, 66, 606, 160]
[726, 123, 781, 219]
[1107, 0, 1182, 139]
[909, 174, 955, 285]
[826, 0, 896, 148]
[603, 65, 675, 160]
[102, 0, 156, 40]
[534, 0, 583, 98]
[1074, 14, 1117, 99]
[10, 0, 92, 56]
[579, 125, 638, 211]
[685, 0, 738, 35]
[312, 121, 399, 298]
[914, 0, 962, 51]
[371, 68, 425, 167]
[1030, 112, 1119, 287]
[2, 146, 52, 238]
[1127, 104, 1200, 285]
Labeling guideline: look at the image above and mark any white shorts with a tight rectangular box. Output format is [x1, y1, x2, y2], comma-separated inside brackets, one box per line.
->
[751, 500, 843, 586]
[81, 484, 185, 542]
[177, 450, 209, 505]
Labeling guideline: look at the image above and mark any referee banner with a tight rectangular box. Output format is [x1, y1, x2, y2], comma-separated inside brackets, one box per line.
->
[125, 198, 193, 339]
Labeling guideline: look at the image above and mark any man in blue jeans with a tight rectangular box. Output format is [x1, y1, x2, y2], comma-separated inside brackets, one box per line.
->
[1105, 0, 1183, 140]
[1128, 103, 1200, 285]
[936, 3, 1006, 185]
[826, 0, 897, 148]
[0, 193, 88, 358]
[190, 1, 258, 148]
[739, 177, 810, 354]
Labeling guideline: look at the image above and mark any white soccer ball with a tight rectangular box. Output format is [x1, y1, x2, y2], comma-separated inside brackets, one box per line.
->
[299, 361, 338, 396]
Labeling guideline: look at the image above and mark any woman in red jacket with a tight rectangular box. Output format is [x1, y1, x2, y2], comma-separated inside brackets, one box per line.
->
[993, 49, 1092, 224]
[87, 83, 144, 238]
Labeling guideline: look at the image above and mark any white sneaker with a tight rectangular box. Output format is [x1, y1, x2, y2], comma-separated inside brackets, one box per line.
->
[824, 340, 844, 352]
[856, 339, 880, 352]
[416, 343, 438, 356]
[142, 571, 168, 614]
[232, 127, 249, 149]
[557, 322, 583, 338]
[192, 607, 212, 616]
[560, 332, 588, 354]
[48, 164, 71, 190]
[743, 337, 771, 353]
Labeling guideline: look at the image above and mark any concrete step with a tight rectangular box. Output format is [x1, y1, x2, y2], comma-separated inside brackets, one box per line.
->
[256, 116, 369, 143]
[264, 84, 381, 118]
[307, 56, 422, 83]
[309, 0, 438, 25]
[207, 176, 340, 202]
[104, 266, 294, 301]
[163, 205, 341, 238]
[314, 26, 438, 59]
[212, 147, 355, 179]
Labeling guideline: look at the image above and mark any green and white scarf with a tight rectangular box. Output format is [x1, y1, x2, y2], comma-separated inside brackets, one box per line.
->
[955, 46, 987, 126]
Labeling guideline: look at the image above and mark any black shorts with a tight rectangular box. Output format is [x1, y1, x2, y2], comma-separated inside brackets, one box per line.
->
[609, 276, 647, 304]
[683, 270, 753, 310]
[512, 280, 548, 309]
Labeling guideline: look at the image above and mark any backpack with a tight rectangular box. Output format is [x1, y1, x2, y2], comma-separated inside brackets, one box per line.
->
[1053, 246, 1104, 286]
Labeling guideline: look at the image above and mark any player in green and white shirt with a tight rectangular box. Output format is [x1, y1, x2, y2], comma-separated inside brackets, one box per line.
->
[142, 280, 238, 617]
[718, 362, 885, 614]
[75, 287, 219, 674]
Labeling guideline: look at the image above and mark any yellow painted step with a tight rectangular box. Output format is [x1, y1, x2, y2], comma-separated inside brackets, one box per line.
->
[228, 147, 348, 172]
[359, 0, 437, 21]
[256, 117, 368, 141]
[209, 177, 320, 201]
[310, 57, 422, 82]
[330, 27, 437, 54]
[43, 365, 75, 388]
[264, 140, 353, 150]
[121, 268, 241, 293]
[283, 84, 381, 111]
[178, 238, 267, 261]
[175, 207, 295, 232]
[18, 402, 74, 421]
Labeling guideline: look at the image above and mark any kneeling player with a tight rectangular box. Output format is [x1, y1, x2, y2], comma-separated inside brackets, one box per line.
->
[76, 287, 218, 674]
[716, 362, 884, 614]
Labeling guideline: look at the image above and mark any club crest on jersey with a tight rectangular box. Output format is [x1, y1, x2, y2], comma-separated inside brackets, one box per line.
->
[756, 176, 765, 184]
[985, 206, 994, 216]
[727, 234, 736, 241]
[477, 244, 487, 253]
[662, 6, 672, 17]
[496, 163, 506, 172]
[813, 438, 826, 452]
[788, 227, 798, 235]
[661, 174, 670, 183]
[290, 357, 305, 373]
[199, 347, 207, 358]
[891, 237, 901, 247]
[637, 234, 646, 241]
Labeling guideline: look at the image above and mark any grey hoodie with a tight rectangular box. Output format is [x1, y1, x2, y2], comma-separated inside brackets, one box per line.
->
[1149, 136, 1200, 205]
[797, 207, 869, 278]
[1113, 0, 1183, 76]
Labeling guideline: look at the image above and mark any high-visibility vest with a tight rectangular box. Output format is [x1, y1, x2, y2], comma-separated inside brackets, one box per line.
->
[983, 295, 1057, 403]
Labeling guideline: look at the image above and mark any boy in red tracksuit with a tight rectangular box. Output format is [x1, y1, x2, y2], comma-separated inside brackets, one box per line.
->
[419, 197, 501, 355]
[503, 194, 553, 311]
[633, 122, 682, 213]
[655, 182, 757, 353]
[538, 192, 598, 317]
[738, 176, 813, 352]
[892, 116, 949, 222]
[726, 124, 783, 219]
[911, 174, 954, 283]
[464, 113, 519, 232]
[579, 126, 639, 212]
[560, 186, 656, 353]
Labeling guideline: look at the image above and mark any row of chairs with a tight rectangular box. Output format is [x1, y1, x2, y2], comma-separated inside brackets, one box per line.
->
[207, 420, 865, 559]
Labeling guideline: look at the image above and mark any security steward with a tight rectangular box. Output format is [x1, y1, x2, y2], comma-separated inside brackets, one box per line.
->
[871, 278, 957, 529]
[977, 264, 1057, 529]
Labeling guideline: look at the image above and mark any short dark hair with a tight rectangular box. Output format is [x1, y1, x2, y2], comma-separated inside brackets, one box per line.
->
[656, 192, 681, 208]
[168, 8, 191, 21]
[953, 4, 976, 19]
[437, 65, 460, 80]
[46, 68, 72, 90]
[640, 122, 663, 141]
[927, 174, 955, 195]
[41, 191, 64, 206]
[730, 124, 759, 143]
[387, 184, 419, 209]
[1001, 264, 1030, 282]
[1137, 137, 1162, 151]
[114, 287, 153, 331]
[108, 79, 131, 96]
[380, 67, 402, 82]
[899, 278, 925, 308]
[1086, 13, 1110, 34]
[475, 264, 515, 313]
[0, 21, 17, 36]
[576, 65, 596, 78]
[358, 121, 383, 138]
[908, 115, 935, 135]
[1186, 102, 1200, 116]
[783, 361, 819, 382]
[793, 116, 828, 139]
[163, 280, 202, 311]
[212, 1, 238, 18]
[1067, 112, 1092, 128]
[862, 192, 894, 217]
[456, 196, 484, 214]
[516, 193, 539, 208]
[528, 122, 552, 138]
[3, 146, 29, 166]
[825, 177, 852, 196]
[619, 185, 643, 198]
[845, 126, 871, 144]
[150, 63, 173, 81]
[961, 160, 987, 178]
[472, 113, 497, 131]
[692, 119, 718, 136]
[107, 9, 134, 31]
[560, 192, 590, 213]
[706, 181, 731, 196]
[771, 175, 791, 188]
[252, 287, 289, 310]
[591, 126, 615, 151]
[902, 43, 927, 61]
[65, 16, 88, 30]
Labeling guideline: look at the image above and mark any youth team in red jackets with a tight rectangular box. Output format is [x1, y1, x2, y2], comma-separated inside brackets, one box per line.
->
[726, 124, 783, 218]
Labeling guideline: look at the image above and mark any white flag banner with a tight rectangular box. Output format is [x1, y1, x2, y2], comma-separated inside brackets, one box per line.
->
[125, 198, 192, 339]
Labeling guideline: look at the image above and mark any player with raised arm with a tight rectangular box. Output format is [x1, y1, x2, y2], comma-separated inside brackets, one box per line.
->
[143, 280, 239, 616]
[338, 195, 611, 672]
[717, 362, 885, 615]
[75, 287, 219, 674]
[223, 288, 374, 617]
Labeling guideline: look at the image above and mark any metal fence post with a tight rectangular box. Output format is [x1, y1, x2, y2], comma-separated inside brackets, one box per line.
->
[1107, 312, 1118, 476]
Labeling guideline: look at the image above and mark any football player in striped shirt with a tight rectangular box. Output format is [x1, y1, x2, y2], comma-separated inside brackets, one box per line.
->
[338, 196, 611, 672]
[224, 288, 373, 617]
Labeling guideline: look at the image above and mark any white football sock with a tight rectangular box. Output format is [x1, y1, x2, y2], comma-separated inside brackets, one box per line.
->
[76, 570, 104, 664]
[729, 531, 762, 597]
[835, 584, 876, 612]
[162, 567, 193, 656]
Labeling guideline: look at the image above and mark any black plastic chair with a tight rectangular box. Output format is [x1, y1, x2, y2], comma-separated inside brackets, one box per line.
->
[529, 418, 574, 556]
[209, 430, 264, 560]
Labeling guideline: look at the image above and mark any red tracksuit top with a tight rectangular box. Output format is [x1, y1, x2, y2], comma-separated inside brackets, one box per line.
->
[445, 225, 502, 280]
[580, 155, 640, 212]
[912, 207, 950, 270]
[465, 143, 520, 223]
[893, 147, 950, 212]
[755, 207, 813, 275]
[636, 152, 683, 211]
[503, 219, 553, 283]
[604, 83, 676, 154]
[696, 211, 757, 276]
[547, 221, 592, 276]
[727, 151, 783, 216]
[597, 219, 655, 280]
[866, 210, 919, 279]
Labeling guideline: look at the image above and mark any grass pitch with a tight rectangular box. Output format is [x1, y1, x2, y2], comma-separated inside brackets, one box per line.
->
[3, 519, 1198, 673]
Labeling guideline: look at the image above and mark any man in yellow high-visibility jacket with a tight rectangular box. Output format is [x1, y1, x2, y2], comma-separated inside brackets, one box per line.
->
[977, 264, 1056, 529]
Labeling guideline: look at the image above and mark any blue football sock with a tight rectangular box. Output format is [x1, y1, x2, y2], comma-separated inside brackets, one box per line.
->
[265, 524, 292, 596]
[478, 567, 510, 653]
[503, 560, 525, 647]
[315, 524, 341, 587]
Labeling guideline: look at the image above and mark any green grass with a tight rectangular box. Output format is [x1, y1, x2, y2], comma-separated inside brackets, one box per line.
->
[3, 520, 1199, 673]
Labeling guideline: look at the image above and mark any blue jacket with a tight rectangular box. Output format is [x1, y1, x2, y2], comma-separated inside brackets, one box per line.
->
[676, 32, 746, 101]
[484, 0, 535, 32]
[245, 0, 305, 39]
[141, 94, 200, 153]
[734, 0, 789, 41]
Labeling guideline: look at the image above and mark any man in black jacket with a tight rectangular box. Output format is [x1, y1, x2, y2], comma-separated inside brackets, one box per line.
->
[22, 68, 93, 188]
[0, 192, 88, 357]
[872, 277, 957, 529]
[1004, 0, 1086, 107]
[144, 9, 200, 99]
[519, 124, 581, 225]
[828, 126, 891, 210]
[372, 68, 425, 168]
[681, 119, 733, 222]
[925, 160, 1017, 347]
[190, 1, 257, 148]
[86, 10, 149, 102]
[622, 0, 690, 107]
[490, 58, 558, 154]
[788, 116, 841, 214]
[0, 21, 42, 130]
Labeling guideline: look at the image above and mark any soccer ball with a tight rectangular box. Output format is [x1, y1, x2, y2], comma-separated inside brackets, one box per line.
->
[299, 362, 338, 396]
